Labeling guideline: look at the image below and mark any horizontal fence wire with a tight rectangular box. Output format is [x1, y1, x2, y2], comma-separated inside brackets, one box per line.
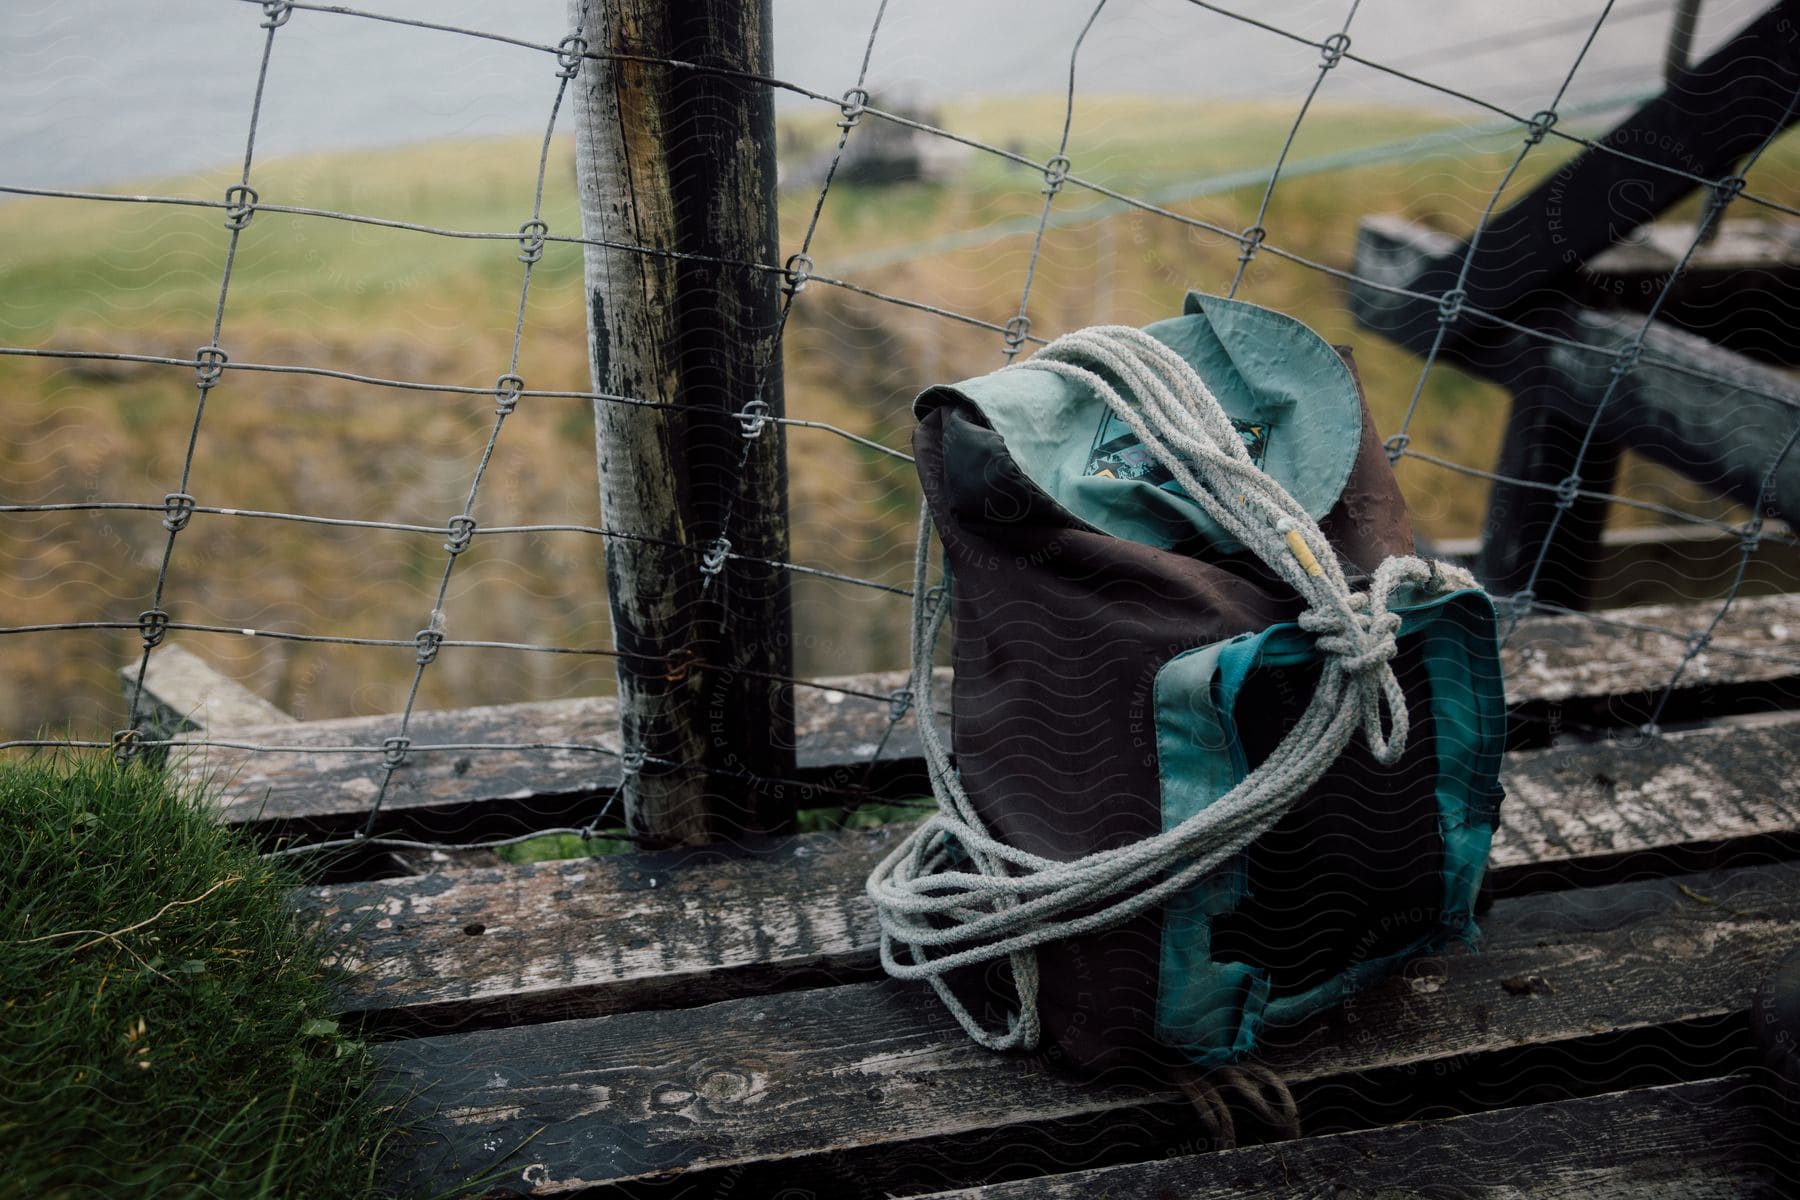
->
[2, 0, 1798, 858]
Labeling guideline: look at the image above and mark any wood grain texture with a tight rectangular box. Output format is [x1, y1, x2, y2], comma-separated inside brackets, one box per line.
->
[377, 858, 1800, 1196]
[190, 595, 1800, 842]
[915, 1077, 1790, 1199]
[571, 0, 795, 845]
[304, 714, 1800, 1029]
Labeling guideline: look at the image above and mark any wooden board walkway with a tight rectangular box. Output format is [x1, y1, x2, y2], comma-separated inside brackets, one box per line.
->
[134, 591, 1800, 1197]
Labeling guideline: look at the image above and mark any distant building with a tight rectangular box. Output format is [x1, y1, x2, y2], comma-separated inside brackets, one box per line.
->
[782, 97, 971, 189]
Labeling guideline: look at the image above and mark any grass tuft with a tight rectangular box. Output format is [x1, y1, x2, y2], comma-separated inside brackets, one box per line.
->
[0, 752, 404, 1199]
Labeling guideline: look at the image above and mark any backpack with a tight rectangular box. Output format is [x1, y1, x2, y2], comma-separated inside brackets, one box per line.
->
[866, 292, 1507, 1078]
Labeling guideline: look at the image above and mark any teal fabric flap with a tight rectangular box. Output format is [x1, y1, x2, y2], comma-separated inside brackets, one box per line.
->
[918, 292, 1363, 551]
[1151, 587, 1507, 1063]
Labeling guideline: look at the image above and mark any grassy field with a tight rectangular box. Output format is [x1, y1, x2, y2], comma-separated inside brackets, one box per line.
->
[0, 755, 406, 1198]
[3, 96, 1792, 739]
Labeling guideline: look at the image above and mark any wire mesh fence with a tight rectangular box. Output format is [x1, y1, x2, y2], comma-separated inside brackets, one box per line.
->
[3, 0, 1798, 855]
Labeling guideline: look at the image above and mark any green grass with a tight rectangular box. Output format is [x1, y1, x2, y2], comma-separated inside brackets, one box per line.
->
[0, 754, 403, 1199]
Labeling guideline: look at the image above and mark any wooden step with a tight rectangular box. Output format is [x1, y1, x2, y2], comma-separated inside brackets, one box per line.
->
[916, 1076, 1789, 1199]
[190, 593, 1800, 843]
[303, 714, 1800, 1033]
[377, 857, 1800, 1197]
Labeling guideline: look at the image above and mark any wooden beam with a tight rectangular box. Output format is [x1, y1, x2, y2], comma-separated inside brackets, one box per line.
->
[301, 714, 1800, 1033]
[1351, 216, 1800, 603]
[118, 643, 294, 746]
[375, 859, 1800, 1196]
[180, 595, 1800, 845]
[913, 1077, 1781, 1199]
[569, 0, 795, 846]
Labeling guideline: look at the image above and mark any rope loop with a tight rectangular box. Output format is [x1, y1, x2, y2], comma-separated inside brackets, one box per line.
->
[867, 323, 1483, 1050]
[555, 34, 587, 78]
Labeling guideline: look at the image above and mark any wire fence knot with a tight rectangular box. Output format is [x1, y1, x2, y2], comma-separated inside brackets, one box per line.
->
[1382, 433, 1411, 463]
[1436, 288, 1466, 324]
[193, 346, 229, 389]
[923, 583, 949, 614]
[783, 252, 814, 296]
[1553, 473, 1582, 508]
[887, 687, 915, 721]
[161, 492, 196, 533]
[444, 515, 477, 555]
[516, 220, 548, 264]
[223, 185, 258, 230]
[137, 608, 170, 647]
[1610, 344, 1643, 378]
[838, 87, 869, 129]
[736, 399, 771, 439]
[620, 748, 646, 777]
[259, 1, 292, 29]
[1236, 224, 1267, 265]
[111, 727, 142, 765]
[494, 373, 524, 416]
[414, 627, 444, 666]
[1508, 589, 1537, 621]
[1002, 315, 1032, 356]
[700, 536, 733, 578]
[1684, 630, 1712, 658]
[1713, 174, 1748, 204]
[1040, 155, 1071, 197]
[1524, 109, 1559, 145]
[555, 35, 587, 79]
[381, 736, 411, 769]
[1319, 32, 1350, 69]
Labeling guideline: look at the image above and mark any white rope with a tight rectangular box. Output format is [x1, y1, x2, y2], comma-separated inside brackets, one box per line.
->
[866, 324, 1476, 1051]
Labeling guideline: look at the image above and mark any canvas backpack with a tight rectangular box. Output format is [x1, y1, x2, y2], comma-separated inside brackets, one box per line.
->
[866, 292, 1507, 1078]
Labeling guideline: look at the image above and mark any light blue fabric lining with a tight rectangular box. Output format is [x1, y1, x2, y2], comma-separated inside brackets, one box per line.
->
[942, 291, 1363, 551]
[1152, 588, 1506, 1064]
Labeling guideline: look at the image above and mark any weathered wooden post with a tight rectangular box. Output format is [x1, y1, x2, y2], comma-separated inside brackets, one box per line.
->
[568, 0, 796, 845]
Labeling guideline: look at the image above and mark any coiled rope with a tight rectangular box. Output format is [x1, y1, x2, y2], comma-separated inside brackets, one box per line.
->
[866, 324, 1475, 1052]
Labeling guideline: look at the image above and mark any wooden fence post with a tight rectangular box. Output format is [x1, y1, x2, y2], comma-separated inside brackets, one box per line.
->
[568, 0, 797, 846]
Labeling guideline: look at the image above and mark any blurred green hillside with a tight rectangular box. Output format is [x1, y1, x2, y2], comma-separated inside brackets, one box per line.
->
[2, 96, 1788, 737]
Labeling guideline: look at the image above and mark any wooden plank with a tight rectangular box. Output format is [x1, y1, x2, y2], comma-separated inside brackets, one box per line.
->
[121, 643, 295, 737]
[378, 859, 1800, 1196]
[915, 1077, 1786, 1199]
[571, 0, 797, 845]
[194, 595, 1800, 842]
[306, 714, 1800, 1030]
[189, 669, 932, 842]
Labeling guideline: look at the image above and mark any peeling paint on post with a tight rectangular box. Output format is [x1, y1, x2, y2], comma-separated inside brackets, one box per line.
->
[568, 0, 796, 845]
